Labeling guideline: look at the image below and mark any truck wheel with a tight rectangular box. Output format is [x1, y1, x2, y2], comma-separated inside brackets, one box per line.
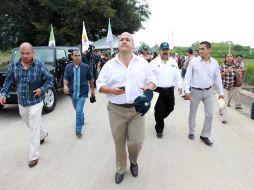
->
[43, 87, 57, 113]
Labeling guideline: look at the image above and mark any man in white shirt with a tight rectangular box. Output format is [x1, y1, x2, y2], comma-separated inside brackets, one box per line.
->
[184, 41, 224, 146]
[150, 42, 182, 138]
[96, 32, 156, 184]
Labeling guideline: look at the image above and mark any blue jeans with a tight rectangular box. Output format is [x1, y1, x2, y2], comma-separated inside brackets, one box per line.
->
[71, 97, 86, 133]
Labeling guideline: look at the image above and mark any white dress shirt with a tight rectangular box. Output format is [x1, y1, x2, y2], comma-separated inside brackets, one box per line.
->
[96, 54, 157, 104]
[184, 56, 224, 95]
[150, 57, 182, 88]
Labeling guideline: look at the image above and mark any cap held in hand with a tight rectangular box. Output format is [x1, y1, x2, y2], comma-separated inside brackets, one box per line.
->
[90, 96, 96, 103]
[134, 89, 153, 116]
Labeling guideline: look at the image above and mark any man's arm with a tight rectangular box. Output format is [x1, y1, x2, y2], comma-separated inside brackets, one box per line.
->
[0, 64, 15, 97]
[214, 64, 224, 98]
[99, 85, 125, 95]
[88, 80, 95, 97]
[63, 79, 69, 94]
[38, 62, 54, 95]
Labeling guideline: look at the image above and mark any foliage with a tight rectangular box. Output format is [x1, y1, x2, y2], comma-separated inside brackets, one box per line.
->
[245, 63, 254, 85]
[0, 50, 12, 64]
[0, 0, 150, 49]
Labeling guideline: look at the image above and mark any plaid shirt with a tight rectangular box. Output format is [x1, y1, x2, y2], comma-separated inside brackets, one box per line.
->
[220, 63, 236, 90]
[0, 59, 53, 107]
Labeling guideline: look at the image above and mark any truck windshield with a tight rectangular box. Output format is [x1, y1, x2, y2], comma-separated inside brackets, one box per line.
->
[11, 48, 54, 65]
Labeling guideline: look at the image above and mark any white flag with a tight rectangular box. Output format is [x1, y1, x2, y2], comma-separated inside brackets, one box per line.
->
[48, 24, 55, 46]
[82, 21, 89, 52]
[106, 18, 114, 55]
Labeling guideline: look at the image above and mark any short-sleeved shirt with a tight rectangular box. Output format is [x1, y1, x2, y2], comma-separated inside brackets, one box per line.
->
[64, 62, 93, 98]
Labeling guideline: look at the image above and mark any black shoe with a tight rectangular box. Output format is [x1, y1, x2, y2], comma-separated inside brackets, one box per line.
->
[200, 136, 213, 146]
[40, 133, 48, 145]
[188, 134, 195, 140]
[157, 133, 163, 139]
[130, 163, 138, 177]
[222, 120, 227, 124]
[28, 159, 38, 168]
[235, 106, 243, 110]
[115, 173, 124, 184]
[76, 132, 82, 138]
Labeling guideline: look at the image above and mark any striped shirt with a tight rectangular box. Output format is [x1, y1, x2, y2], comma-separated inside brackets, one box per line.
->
[184, 56, 223, 95]
[0, 59, 53, 107]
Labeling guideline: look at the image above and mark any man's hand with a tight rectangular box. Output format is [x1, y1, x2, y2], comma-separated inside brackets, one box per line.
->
[63, 85, 69, 94]
[0, 96, 6, 105]
[33, 88, 42, 96]
[184, 93, 191, 100]
[111, 87, 125, 95]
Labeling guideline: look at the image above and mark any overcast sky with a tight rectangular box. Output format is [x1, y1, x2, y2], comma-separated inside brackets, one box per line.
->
[133, 0, 254, 48]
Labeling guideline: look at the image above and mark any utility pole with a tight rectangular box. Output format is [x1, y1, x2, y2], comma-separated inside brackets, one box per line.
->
[171, 28, 174, 50]
[250, 32, 254, 54]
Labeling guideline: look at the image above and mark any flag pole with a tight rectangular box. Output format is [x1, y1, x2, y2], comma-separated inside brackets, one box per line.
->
[106, 18, 114, 56]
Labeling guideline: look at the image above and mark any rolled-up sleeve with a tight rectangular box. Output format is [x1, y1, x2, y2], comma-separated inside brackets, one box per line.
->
[96, 64, 109, 92]
[0, 64, 15, 97]
[145, 63, 157, 88]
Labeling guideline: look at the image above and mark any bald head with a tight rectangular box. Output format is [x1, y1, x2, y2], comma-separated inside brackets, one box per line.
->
[118, 32, 134, 55]
[119, 32, 134, 43]
[20, 42, 33, 51]
[19, 42, 34, 65]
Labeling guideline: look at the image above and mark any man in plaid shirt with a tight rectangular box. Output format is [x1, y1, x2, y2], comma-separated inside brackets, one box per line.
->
[0, 42, 53, 167]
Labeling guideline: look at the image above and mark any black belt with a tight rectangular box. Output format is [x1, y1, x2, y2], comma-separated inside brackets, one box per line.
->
[112, 103, 135, 108]
[155, 87, 174, 91]
[192, 86, 211, 91]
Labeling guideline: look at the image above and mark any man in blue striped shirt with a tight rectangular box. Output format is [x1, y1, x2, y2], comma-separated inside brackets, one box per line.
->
[64, 49, 95, 138]
[0, 42, 54, 167]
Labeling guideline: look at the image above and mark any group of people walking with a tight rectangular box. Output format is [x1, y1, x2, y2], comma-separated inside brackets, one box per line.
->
[0, 32, 247, 185]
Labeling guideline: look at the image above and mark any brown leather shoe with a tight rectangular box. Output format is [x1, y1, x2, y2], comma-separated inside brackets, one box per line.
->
[28, 159, 38, 168]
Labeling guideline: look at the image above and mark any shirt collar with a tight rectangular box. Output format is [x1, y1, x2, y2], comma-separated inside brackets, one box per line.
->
[200, 56, 212, 63]
[115, 53, 138, 65]
[16, 59, 36, 69]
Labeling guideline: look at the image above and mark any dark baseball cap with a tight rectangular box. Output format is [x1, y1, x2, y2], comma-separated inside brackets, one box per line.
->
[186, 48, 193, 54]
[160, 42, 169, 50]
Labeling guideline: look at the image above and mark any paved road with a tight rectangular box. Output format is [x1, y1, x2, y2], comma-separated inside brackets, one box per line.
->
[0, 91, 254, 190]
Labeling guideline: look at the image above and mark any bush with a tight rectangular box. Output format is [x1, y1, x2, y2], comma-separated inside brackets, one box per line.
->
[245, 63, 254, 85]
[0, 50, 11, 65]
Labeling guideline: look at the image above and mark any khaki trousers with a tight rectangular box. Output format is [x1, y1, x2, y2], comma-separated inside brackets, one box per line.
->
[227, 87, 241, 107]
[19, 102, 47, 161]
[107, 102, 145, 174]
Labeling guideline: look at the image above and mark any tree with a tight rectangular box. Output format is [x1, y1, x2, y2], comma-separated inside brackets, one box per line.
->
[0, 0, 150, 49]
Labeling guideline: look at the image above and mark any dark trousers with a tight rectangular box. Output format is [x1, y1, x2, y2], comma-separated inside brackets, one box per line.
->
[154, 87, 175, 133]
